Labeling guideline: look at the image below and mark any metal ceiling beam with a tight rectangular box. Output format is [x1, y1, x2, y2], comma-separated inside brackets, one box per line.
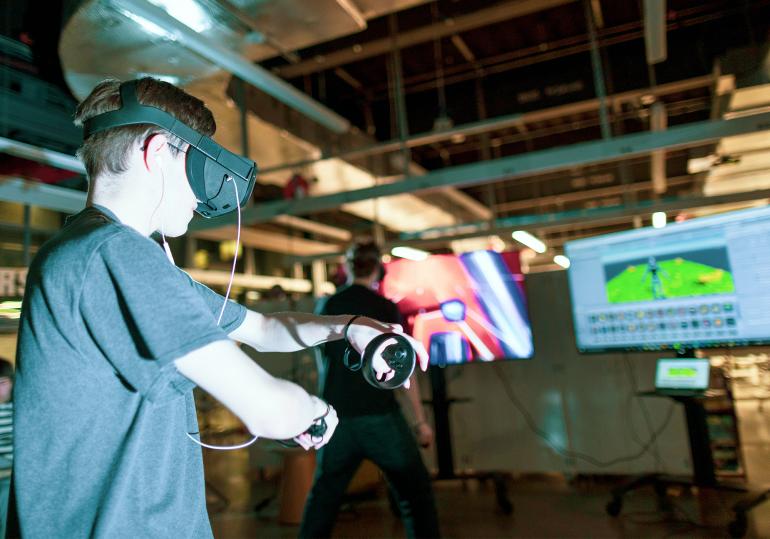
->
[257, 75, 715, 175]
[271, 215, 352, 242]
[493, 174, 693, 213]
[402, 188, 770, 246]
[285, 188, 770, 263]
[183, 268, 333, 294]
[274, 0, 576, 79]
[113, 0, 350, 133]
[0, 177, 86, 214]
[0, 178, 348, 246]
[0, 137, 85, 174]
[190, 110, 770, 231]
[194, 226, 343, 255]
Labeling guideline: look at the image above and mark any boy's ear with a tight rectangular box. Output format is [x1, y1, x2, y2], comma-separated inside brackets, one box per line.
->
[142, 134, 169, 172]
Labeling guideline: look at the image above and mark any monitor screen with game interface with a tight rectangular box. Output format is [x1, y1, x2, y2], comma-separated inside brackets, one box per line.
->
[381, 250, 534, 366]
[565, 205, 770, 352]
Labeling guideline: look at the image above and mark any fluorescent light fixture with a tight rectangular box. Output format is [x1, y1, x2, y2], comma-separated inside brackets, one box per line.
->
[511, 230, 547, 253]
[553, 255, 571, 269]
[652, 211, 667, 229]
[391, 246, 430, 261]
[148, 0, 211, 32]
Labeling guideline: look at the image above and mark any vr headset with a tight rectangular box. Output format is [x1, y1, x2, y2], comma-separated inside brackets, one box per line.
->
[82, 80, 257, 218]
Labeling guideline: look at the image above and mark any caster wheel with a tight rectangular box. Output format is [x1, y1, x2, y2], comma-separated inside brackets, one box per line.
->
[497, 496, 513, 515]
[728, 514, 747, 538]
[606, 498, 622, 517]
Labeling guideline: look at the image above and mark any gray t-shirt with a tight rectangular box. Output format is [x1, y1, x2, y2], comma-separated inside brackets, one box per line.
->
[14, 205, 246, 538]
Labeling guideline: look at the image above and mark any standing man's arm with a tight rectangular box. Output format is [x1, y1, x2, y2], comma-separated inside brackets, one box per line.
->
[401, 375, 434, 448]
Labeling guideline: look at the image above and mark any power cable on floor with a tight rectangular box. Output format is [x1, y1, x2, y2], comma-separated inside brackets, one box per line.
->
[622, 353, 669, 472]
[493, 364, 676, 468]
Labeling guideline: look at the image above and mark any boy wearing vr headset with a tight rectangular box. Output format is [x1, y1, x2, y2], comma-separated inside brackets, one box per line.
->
[13, 78, 428, 538]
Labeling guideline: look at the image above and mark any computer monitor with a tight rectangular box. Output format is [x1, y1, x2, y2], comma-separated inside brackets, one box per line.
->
[381, 250, 534, 366]
[564, 205, 770, 352]
[655, 358, 711, 390]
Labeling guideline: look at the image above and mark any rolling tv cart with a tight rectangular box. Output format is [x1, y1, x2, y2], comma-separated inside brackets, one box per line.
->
[605, 357, 769, 537]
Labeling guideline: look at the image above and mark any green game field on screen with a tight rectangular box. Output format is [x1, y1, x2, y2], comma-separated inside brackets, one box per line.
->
[606, 258, 735, 304]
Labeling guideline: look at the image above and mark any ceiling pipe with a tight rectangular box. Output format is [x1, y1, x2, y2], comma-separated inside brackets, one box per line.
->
[188, 109, 770, 230]
[112, 0, 350, 134]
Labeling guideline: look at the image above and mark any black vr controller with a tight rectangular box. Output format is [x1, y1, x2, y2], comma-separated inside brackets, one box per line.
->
[278, 405, 330, 448]
[344, 332, 416, 390]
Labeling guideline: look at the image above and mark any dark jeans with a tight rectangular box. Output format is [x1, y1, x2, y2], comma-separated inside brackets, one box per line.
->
[299, 411, 440, 539]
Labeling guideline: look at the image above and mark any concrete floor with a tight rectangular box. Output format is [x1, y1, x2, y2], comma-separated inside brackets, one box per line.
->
[203, 388, 770, 538]
[207, 472, 770, 538]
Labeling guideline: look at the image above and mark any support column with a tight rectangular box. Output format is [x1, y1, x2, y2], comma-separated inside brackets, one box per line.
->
[311, 259, 327, 298]
[584, 0, 611, 140]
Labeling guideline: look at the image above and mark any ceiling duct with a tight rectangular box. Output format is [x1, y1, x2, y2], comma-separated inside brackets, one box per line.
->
[96, 0, 350, 133]
[56, 0, 480, 234]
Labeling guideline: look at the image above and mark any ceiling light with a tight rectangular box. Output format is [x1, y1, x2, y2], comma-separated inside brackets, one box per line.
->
[511, 230, 546, 254]
[652, 211, 667, 229]
[554, 255, 570, 269]
[391, 246, 430, 261]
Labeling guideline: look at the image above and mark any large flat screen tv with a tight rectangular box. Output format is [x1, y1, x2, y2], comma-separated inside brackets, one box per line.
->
[381, 250, 534, 366]
[564, 205, 770, 352]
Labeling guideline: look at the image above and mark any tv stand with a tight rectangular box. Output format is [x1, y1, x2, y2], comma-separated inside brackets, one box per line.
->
[606, 350, 769, 538]
[427, 366, 513, 514]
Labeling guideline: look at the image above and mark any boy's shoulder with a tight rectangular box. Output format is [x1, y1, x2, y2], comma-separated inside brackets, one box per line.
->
[29, 207, 158, 287]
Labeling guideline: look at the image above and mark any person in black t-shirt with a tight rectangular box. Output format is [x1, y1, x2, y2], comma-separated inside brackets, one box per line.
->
[299, 242, 441, 539]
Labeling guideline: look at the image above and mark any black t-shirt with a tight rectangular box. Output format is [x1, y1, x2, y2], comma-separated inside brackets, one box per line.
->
[316, 284, 402, 417]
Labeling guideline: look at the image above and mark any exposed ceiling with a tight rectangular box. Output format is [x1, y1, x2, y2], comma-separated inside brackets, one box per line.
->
[2, 0, 770, 271]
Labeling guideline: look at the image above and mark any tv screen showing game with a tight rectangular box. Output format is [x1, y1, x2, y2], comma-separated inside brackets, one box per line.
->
[565, 205, 770, 352]
[381, 250, 534, 366]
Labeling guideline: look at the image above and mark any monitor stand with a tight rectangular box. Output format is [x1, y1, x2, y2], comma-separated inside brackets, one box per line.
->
[606, 347, 768, 537]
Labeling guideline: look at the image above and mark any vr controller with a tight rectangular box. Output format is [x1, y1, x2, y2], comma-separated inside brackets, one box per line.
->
[344, 332, 416, 390]
[278, 403, 330, 448]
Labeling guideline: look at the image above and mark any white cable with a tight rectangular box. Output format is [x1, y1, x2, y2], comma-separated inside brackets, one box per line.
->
[185, 431, 257, 451]
[216, 176, 240, 326]
[188, 175, 259, 451]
